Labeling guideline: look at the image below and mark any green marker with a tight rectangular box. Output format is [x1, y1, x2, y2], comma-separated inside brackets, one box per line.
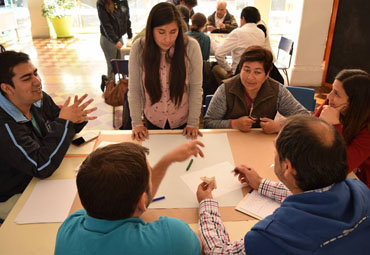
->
[186, 159, 194, 171]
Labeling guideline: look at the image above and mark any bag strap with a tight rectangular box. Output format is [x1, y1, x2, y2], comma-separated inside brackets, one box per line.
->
[115, 60, 126, 79]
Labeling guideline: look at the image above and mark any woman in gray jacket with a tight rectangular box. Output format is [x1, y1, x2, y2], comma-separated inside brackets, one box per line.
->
[128, 3, 203, 141]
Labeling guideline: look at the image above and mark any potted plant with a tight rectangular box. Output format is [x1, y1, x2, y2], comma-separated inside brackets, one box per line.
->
[41, 0, 75, 38]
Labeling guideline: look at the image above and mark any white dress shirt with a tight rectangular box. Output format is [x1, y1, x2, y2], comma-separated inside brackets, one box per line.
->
[215, 23, 265, 72]
[214, 13, 226, 29]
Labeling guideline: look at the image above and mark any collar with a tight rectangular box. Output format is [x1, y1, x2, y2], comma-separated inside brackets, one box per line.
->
[305, 184, 334, 194]
[215, 12, 227, 20]
[0, 93, 42, 123]
[83, 211, 146, 233]
[241, 23, 258, 29]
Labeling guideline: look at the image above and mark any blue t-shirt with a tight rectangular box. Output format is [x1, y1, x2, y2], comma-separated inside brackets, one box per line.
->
[55, 209, 200, 255]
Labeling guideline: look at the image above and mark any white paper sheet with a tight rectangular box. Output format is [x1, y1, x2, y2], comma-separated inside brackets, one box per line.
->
[15, 179, 77, 224]
[96, 141, 119, 149]
[181, 161, 245, 198]
[143, 133, 243, 208]
[235, 190, 280, 220]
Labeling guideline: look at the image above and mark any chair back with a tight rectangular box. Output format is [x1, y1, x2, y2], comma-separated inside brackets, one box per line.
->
[276, 37, 294, 68]
[285, 86, 316, 112]
[202, 94, 213, 117]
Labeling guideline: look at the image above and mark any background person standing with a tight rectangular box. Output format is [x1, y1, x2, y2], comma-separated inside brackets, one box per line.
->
[97, 0, 133, 91]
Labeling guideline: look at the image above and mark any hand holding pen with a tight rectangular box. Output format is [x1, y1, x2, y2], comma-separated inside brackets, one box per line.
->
[232, 165, 262, 190]
[230, 116, 256, 132]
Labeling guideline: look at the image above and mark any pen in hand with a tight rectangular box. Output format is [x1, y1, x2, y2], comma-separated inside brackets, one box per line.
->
[186, 159, 194, 171]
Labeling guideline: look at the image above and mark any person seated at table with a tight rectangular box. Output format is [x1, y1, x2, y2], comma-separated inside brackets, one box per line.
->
[206, 0, 238, 33]
[212, 6, 265, 84]
[55, 141, 204, 254]
[187, 12, 220, 61]
[167, 0, 197, 17]
[204, 46, 308, 134]
[197, 115, 370, 255]
[315, 69, 370, 188]
[0, 51, 97, 222]
[128, 3, 203, 141]
[177, 5, 190, 32]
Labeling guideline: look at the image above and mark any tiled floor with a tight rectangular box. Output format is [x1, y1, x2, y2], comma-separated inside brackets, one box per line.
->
[3, 33, 330, 130]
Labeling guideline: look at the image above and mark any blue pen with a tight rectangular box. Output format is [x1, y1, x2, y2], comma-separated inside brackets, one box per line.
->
[248, 189, 254, 194]
[152, 196, 165, 202]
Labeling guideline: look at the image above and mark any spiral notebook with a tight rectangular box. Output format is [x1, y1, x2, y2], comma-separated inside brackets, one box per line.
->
[235, 190, 280, 220]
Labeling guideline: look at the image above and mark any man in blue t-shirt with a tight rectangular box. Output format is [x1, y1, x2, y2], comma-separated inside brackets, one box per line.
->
[55, 141, 204, 254]
[197, 115, 370, 254]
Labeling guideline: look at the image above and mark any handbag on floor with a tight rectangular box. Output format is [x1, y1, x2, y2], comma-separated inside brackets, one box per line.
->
[103, 62, 128, 107]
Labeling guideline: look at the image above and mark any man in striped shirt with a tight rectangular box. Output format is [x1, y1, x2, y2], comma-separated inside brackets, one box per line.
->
[197, 115, 370, 254]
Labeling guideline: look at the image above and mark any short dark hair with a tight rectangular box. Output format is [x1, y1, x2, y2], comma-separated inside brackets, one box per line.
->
[241, 6, 260, 23]
[183, 0, 197, 8]
[177, 5, 190, 24]
[0, 50, 30, 88]
[77, 143, 150, 220]
[238, 46, 273, 74]
[276, 115, 347, 191]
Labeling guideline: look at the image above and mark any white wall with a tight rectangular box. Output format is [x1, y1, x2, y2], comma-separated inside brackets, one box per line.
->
[28, 0, 50, 38]
[289, 0, 334, 86]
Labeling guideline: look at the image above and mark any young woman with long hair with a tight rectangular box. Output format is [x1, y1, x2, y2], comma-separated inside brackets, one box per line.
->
[128, 2, 203, 141]
[316, 69, 370, 188]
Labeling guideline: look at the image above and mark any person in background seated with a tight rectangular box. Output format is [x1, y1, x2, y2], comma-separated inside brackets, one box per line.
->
[128, 3, 203, 141]
[212, 6, 265, 84]
[0, 51, 97, 222]
[316, 69, 370, 188]
[167, 0, 197, 17]
[186, 13, 211, 61]
[176, 5, 190, 32]
[55, 141, 204, 254]
[197, 115, 370, 254]
[204, 46, 308, 133]
[206, 0, 238, 33]
[187, 12, 220, 99]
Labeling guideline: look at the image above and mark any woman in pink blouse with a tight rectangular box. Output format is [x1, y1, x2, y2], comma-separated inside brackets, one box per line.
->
[128, 2, 203, 141]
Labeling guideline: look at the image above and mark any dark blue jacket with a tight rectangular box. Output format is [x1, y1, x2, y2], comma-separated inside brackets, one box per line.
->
[245, 178, 370, 254]
[0, 92, 86, 202]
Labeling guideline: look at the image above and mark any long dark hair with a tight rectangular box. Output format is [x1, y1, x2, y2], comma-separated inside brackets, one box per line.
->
[335, 69, 370, 144]
[143, 2, 187, 106]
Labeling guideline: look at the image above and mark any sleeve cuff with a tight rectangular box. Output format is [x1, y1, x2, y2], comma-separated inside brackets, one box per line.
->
[258, 178, 269, 194]
[199, 199, 219, 214]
